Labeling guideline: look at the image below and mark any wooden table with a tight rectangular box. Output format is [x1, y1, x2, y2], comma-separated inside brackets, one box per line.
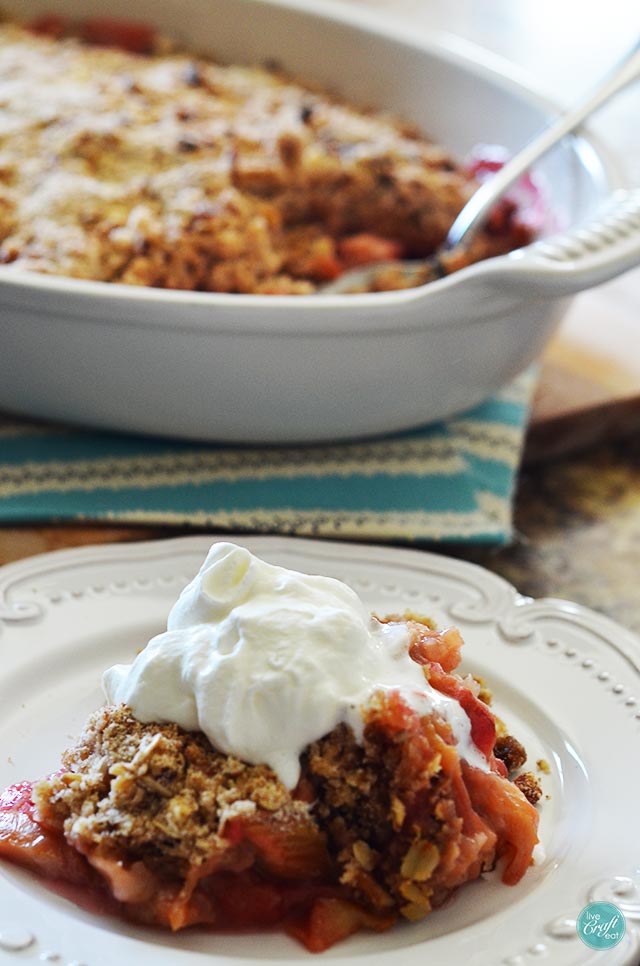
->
[1, 0, 639, 632]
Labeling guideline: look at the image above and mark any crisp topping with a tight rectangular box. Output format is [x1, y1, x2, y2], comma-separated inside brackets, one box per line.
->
[0, 21, 531, 292]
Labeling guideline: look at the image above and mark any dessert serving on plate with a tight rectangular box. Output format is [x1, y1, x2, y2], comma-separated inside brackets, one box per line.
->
[0, 15, 532, 294]
[0, 542, 541, 952]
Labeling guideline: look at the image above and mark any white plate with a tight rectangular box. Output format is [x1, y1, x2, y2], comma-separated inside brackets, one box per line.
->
[0, 535, 639, 966]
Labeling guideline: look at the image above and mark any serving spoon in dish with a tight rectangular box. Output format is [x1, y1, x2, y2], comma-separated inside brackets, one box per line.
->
[322, 36, 640, 294]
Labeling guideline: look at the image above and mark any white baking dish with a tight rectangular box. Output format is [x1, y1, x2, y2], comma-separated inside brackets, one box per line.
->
[1, 0, 639, 443]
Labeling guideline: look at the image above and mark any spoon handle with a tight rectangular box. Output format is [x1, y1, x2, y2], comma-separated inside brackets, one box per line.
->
[444, 36, 640, 251]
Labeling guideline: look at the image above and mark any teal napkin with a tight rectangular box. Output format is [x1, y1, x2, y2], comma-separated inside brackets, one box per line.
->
[0, 370, 535, 544]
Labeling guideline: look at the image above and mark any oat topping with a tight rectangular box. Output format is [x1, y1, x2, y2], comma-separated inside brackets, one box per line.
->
[0, 21, 531, 293]
[34, 705, 299, 873]
[34, 695, 515, 924]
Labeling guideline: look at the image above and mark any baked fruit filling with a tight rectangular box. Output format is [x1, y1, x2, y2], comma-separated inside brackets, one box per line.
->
[0, 621, 540, 953]
[0, 17, 534, 293]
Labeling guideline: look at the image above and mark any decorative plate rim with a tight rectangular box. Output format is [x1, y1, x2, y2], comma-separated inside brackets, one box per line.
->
[1, 534, 639, 669]
[0, 534, 639, 966]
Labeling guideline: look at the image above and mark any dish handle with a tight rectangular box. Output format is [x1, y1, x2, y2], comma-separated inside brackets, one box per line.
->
[496, 188, 640, 294]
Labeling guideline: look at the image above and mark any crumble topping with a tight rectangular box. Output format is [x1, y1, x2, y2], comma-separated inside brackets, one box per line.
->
[513, 772, 543, 806]
[304, 706, 469, 918]
[0, 21, 531, 293]
[34, 697, 507, 921]
[34, 705, 300, 872]
[493, 734, 528, 774]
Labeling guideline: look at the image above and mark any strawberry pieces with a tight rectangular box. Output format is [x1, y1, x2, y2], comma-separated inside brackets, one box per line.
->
[337, 233, 404, 268]
[79, 18, 156, 53]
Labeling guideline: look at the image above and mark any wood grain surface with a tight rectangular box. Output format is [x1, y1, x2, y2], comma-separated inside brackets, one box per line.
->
[526, 270, 640, 460]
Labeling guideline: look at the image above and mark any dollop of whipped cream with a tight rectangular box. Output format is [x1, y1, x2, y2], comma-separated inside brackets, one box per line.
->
[103, 542, 488, 787]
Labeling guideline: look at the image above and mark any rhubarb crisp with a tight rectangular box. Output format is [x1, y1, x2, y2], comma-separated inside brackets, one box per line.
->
[0, 544, 542, 950]
[0, 626, 540, 952]
[0, 16, 533, 293]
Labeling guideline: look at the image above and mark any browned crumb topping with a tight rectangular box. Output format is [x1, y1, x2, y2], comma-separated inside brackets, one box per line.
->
[0, 22, 531, 294]
[34, 705, 304, 875]
[536, 758, 551, 775]
[33, 698, 538, 926]
[513, 772, 542, 806]
[493, 735, 527, 774]
[36, 703, 468, 918]
[303, 711, 466, 918]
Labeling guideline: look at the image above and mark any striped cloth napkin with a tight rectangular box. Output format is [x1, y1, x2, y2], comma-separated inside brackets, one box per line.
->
[0, 369, 535, 544]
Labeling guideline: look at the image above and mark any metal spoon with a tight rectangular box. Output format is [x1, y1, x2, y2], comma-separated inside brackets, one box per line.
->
[321, 37, 640, 294]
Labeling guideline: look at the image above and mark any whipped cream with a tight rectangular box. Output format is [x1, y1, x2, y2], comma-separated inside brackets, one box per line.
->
[103, 543, 489, 787]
